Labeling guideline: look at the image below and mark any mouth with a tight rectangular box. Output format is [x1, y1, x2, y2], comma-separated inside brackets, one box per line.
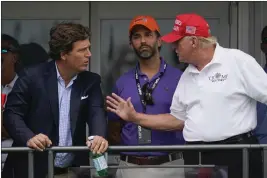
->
[140, 46, 150, 50]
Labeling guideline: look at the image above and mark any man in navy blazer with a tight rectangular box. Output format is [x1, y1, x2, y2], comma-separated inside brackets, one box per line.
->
[2, 22, 108, 178]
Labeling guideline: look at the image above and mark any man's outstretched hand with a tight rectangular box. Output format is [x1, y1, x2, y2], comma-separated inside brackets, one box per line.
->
[106, 93, 138, 122]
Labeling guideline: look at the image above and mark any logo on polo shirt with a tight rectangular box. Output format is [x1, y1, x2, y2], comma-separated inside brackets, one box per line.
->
[208, 72, 228, 82]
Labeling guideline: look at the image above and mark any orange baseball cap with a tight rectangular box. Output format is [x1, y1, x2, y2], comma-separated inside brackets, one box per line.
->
[129, 15, 160, 35]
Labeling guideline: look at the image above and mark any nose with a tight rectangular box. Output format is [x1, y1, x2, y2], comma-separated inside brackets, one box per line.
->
[140, 36, 146, 43]
[86, 48, 92, 58]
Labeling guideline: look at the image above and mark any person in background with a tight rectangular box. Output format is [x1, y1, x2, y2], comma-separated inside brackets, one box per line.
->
[1, 34, 20, 170]
[106, 13, 266, 178]
[108, 15, 185, 178]
[254, 25, 267, 144]
[2, 22, 108, 178]
[19, 42, 49, 67]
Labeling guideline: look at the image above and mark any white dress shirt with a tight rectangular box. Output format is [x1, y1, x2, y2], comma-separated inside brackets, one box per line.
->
[170, 43, 267, 142]
[2, 74, 18, 96]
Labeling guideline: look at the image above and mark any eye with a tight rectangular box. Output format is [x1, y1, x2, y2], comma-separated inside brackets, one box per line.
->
[79, 47, 88, 52]
[132, 35, 140, 40]
[145, 32, 153, 37]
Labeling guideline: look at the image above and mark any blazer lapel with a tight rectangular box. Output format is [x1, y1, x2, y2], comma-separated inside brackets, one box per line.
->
[70, 75, 83, 137]
[44, 61, 59, 127]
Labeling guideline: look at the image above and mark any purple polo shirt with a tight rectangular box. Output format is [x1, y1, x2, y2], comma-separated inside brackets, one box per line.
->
[108, 58, 185, 156]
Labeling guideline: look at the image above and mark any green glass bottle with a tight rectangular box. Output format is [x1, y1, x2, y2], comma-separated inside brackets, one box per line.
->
[88, 136, 109, 177]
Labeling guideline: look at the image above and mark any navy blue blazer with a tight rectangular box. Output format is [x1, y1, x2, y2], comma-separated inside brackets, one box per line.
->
[2, 61, 107, 178]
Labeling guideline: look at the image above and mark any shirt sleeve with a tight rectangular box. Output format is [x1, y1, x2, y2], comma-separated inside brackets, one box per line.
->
[170, 81, 187, 121]
[240, 54, 267, 105]
[107, 84, 121, 121]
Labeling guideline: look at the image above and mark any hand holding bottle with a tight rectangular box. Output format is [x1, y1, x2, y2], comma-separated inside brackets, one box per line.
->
[86, 135, 108, 154]
[87, 136, 109, 177]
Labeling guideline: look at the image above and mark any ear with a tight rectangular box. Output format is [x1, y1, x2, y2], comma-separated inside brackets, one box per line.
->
[12, 53, 18, 64]
[191, 37, 198, 48]
[261, 43, 267, 54]
[157, 37, 162, 49]
[60, 51, 67, 61]
[129, 40, 133, 49]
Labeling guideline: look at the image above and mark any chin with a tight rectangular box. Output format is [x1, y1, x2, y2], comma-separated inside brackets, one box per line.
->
[178, 58, 185, 63]
[141, 57, 152, 60]
[77, 66, 88, 72]
[80, 68, 88, 72]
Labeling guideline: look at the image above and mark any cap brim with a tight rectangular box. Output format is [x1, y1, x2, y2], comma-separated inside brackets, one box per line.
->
[161, 32, 183, 43]
[130, 24, 154, 33]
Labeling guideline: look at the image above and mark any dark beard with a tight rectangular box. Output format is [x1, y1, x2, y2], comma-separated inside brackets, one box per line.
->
[133, 44, 157, 60]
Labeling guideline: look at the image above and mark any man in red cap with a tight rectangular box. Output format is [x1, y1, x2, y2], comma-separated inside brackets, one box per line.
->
[108, 15, 185, 178]
[106, 13, 266, 178]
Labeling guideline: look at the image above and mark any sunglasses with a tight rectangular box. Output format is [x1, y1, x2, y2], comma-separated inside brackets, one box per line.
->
[1, 48, 12, 54]
[142, 83, 154, 105]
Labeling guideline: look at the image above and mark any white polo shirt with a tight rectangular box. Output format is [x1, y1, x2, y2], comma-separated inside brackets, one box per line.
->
[170, 43, 267, 142]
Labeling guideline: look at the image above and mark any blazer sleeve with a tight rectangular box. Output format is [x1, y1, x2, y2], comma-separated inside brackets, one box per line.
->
[3, 69, 35, 146]
[87, 74, 107, 138]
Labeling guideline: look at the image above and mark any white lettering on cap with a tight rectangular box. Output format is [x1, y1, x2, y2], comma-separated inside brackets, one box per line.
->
[134, 18, 147, 24]
[173, 26, 179, 31]
[175, 19, 182, 26]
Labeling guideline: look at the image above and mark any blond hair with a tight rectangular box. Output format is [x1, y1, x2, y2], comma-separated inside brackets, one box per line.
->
[184, 36, 217, 48]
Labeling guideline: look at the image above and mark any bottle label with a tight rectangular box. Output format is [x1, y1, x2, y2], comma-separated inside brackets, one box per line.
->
[93, 155, 108, 171]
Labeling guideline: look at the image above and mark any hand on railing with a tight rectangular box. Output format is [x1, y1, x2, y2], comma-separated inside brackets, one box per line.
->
[86, 135, 109, 154]
[27, 133, 52, 151]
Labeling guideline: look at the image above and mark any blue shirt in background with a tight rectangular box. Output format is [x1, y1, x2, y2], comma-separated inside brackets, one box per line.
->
[254, 65, 267, 143]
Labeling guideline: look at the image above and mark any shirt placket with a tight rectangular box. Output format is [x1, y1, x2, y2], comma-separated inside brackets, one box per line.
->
[55, 80, 72, 167]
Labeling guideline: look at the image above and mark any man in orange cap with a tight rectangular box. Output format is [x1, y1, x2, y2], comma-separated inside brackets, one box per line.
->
[106, 13, 266, 178]
[107, 15, 185, 178]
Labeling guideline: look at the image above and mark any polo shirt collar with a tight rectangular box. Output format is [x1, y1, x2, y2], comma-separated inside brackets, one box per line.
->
[136, 57, 166, 76]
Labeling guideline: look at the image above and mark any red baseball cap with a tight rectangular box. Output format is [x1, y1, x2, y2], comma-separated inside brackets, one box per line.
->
[129, 15, 160, 35]
[161, 13, 211, 43]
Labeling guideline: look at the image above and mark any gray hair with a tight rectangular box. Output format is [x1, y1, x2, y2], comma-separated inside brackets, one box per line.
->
[184, 36, 217, 48]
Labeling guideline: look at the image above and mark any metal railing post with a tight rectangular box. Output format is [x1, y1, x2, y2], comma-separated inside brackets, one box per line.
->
[242, 148, 249, 178]
[198, 151, 202, 165]
[105, 152, 108, 163]
[28, 150, 34, 178]
[48, 150, 54, 178]
[263, 148, 267, 178]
